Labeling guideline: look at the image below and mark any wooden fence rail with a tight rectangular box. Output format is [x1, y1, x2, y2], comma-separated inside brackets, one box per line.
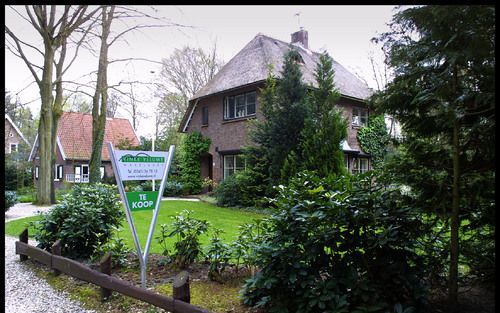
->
[15, 229, 211, 313]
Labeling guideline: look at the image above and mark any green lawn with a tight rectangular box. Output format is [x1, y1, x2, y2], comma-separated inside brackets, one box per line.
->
[5, 200, 267, 255]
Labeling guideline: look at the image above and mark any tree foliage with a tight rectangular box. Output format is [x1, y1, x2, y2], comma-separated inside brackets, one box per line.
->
[178, 131, 211, 194]
[248, 49, 309, 190]
[357, 115, 391, 168]
[284, 52, 348, 179]
[372, 5, 495, 309]
[241, 171, 428, 313]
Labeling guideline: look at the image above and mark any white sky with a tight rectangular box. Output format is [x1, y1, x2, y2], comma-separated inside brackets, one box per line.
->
[5, 5, 398, 138]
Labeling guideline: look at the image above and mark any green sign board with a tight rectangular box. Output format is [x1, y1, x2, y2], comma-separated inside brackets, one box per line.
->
[126, 191, 159, 211]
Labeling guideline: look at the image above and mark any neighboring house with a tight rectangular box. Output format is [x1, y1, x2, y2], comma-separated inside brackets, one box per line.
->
[178, 29, 374, 184]
[5, 114, 31, 154]
[29, 111, 140, 188]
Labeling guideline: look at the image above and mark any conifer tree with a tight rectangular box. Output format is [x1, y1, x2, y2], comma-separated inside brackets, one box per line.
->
[283, 52, 347, 179]
[248, 49, 309, 189]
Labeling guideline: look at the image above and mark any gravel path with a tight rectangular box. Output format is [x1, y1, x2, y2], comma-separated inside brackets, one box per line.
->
[4, 202, 53, 223]
[4, 236, 97, 313]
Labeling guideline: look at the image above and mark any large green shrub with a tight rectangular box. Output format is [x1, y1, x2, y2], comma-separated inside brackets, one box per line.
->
[357, 115, 391, 168]
[241, 171, 428, 313]
[32, 183, 124, 259]
[178, 131, 211, 195]
[5, 191, 18, 212]
[214, 169, 265, 208]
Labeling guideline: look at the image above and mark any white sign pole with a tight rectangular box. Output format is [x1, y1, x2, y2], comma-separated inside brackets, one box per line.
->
[152, 135, 155, 192]
[142, 145, 175, 272]
[107, 142, 146, 283]
[107, 142, 175, 288]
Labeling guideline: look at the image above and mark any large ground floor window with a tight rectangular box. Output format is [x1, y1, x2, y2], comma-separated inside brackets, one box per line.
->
[345, 155, 370, 174]
[223, 154, 246, 180]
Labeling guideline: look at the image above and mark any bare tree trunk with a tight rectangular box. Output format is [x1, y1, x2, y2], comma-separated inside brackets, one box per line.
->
[90, 6, 114, 183]
[37, 42, 55, 205]
[448, 120, 460, 312]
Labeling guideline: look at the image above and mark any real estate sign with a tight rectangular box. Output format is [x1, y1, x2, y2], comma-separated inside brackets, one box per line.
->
[108, 143, 175, 288]
[114, 151, 169, 181]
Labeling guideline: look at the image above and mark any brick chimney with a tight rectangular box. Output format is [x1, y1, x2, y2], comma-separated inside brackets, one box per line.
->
[291, 28, 308, 49]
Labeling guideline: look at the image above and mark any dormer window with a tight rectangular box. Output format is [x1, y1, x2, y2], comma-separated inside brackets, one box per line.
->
[224, 91, 256, 120]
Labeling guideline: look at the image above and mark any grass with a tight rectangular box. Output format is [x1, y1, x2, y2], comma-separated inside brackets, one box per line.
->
[5, 200, 267, 255]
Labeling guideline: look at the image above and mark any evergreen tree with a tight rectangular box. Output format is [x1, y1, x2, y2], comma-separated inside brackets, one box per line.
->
[283, 52, 348, 179]
[373, 6, 495, 310]
[248, 49, 309, 190]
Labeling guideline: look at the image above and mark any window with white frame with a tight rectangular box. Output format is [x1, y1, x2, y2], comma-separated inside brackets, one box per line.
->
[223, 154, 246, 179]
[352, 108, 368, 127]
[100, 166, 105, 179]
[224, 91, 256, 120]
[35, 166, 39, 179]
[351, 157, 369, 174]
[10, 143, 18, 153]
[54, 164, 63, 181]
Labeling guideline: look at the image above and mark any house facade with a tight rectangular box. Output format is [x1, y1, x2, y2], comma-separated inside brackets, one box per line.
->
[29, 112, 140, 189]
[5, 114, 31, 154]
[178, 29, 373, 184]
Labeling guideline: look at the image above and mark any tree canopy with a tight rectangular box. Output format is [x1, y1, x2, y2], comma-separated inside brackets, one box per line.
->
[372, 5, 495, 310]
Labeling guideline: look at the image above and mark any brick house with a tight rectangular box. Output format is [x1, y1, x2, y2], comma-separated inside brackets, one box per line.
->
[5, 114, 31, 154]
[29, 111, 140, 188]
[178, 29, 373, 184]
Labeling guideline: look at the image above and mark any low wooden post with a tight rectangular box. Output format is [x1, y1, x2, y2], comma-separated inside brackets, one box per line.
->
[51, 240, 62, 276]
[19, 228, 28, 261]
[173, 270, 190, 304]
[100, 253, 112, 301]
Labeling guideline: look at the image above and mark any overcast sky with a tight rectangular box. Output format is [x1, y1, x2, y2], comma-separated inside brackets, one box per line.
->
[5, 5, 399, 138]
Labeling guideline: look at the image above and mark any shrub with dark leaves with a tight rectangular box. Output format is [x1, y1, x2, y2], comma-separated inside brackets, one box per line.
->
[32, 183, 124, 259]
[241, 171, 428, 313]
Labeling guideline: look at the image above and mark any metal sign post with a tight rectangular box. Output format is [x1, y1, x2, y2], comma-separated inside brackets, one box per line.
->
[108, 142, 175, 288]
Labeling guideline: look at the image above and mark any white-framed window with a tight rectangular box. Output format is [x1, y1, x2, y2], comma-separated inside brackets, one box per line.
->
[224, 91, 256, 120]
[352, 108, 368, 127]
[100, 166, 105, 179]
[9, 143, 18, 153]
[54, 164, 63, 181]
[351, 157, 370, 174]
[223, 154, 246, 179]
[35, 166, 39, 179]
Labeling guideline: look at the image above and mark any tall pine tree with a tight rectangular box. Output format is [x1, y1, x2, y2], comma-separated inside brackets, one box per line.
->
[373, 6, 495, 310]
[283, 52, 347, 179]
[248, 49, 309, 190]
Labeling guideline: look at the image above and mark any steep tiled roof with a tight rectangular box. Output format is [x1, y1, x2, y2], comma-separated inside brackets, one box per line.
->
[56, 112, 139, 161]
[191, 33, 373, 101]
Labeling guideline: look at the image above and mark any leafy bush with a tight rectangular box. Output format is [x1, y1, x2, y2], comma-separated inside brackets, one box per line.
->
[169, 209, 210, 268]
[214, 170, 261, 208]
[5, 191, 18, 212]
[178, 132, 211, 195]
[240, 171, 428, 313]
[91, 230, 131, 268]
[32, 183, 124, 259]
[206, 228, 232, 281]
[163, 180, 184, 197]
[232, 220, 269, 272]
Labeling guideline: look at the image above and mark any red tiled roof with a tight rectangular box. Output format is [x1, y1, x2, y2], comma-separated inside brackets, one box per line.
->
[57, 112, 140, 161]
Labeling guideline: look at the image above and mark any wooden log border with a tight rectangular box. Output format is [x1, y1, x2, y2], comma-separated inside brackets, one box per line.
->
[15, 229, 211, 313]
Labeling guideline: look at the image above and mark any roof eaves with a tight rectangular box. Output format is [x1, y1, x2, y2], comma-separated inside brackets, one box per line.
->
[5, 114, 31, 146]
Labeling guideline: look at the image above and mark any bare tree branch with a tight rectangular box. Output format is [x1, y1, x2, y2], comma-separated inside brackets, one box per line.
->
[5, 26, 42, 85]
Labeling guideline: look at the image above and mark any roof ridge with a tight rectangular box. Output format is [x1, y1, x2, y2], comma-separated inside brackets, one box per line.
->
[256, 32, 321, 56]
